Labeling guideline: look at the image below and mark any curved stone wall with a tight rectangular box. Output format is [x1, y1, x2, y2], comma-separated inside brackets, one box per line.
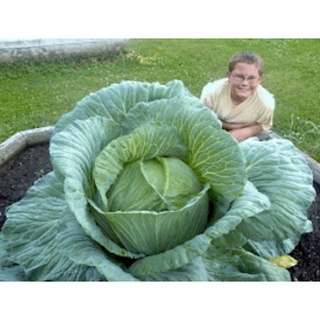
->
[0, 38, 128, 63]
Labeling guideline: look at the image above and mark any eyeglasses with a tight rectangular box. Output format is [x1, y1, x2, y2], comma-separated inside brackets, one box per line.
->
[231, 73, 260, 84]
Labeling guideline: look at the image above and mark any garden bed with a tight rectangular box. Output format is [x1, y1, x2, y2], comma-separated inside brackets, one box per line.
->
[0, 130, 319, 281]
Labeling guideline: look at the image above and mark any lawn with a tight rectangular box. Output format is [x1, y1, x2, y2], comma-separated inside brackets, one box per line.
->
[1, 38, 319, 161]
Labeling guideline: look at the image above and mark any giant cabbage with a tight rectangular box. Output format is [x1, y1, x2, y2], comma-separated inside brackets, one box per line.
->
[0, 80, 316, 281]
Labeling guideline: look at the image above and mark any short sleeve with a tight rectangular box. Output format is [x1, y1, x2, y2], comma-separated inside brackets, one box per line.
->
[200, 78, 227, 103]
[258, 85, 275, 111]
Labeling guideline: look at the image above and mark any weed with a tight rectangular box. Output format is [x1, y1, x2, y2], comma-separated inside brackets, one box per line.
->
[278, 115, 320, 161]
[34, 169, 46, 178]
[123, 50, 159, 66]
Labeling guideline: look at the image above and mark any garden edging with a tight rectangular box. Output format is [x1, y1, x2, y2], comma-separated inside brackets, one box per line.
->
[0, 126, 53, 168]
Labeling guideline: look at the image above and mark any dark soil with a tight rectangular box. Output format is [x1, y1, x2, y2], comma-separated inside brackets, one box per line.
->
[0, 143, 52, 221]
[0, 143, 319, 281]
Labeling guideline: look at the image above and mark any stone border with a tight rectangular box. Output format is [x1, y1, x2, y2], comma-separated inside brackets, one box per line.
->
[0, 127, 319, 186]
[0, 39, 129, 63]
[0, 126, 53, 167]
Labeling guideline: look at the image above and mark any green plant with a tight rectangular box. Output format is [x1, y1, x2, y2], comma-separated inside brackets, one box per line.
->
[34, 169, 46, 178]
[277, 114, 320, 160]
[0, 81, 315, 281]
[284, 114, 320, 140]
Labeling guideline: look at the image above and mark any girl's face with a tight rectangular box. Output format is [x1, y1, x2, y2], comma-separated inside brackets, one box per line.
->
[227, 62, 263, 105]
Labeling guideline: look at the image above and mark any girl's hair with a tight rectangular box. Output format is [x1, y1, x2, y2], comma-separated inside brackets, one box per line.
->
[228, 51, 264, 76]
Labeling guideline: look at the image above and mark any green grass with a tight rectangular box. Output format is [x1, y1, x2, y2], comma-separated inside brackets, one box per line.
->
[1, 39, 320, 161]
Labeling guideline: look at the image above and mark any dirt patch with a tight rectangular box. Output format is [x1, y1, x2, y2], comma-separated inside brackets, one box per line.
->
[0, 143, 319, 281]
[0, 143, 52, 220]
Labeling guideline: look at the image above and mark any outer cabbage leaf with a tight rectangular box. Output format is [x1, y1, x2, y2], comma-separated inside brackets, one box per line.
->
[0, 234, 26, 281]
[53, 80, 192, 134]
[135, 257, 210, 281]
[201, 246, 290, 281]
[56, 209, 138, 281]
[133, 246, 290, 281]
[1, 172, 138, 281]
[135, 246, 291, 281]
[1, 173, 105, 281]
[216, 138, 315, 258]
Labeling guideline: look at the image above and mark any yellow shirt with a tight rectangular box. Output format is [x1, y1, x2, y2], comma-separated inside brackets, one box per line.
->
[200, 78, 275, 130]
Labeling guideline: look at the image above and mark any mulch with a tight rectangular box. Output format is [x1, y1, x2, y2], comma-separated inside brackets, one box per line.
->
[0, 143, 319, 281]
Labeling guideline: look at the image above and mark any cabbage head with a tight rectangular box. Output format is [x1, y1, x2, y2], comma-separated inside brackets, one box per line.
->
[0, 80, 316, 281]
